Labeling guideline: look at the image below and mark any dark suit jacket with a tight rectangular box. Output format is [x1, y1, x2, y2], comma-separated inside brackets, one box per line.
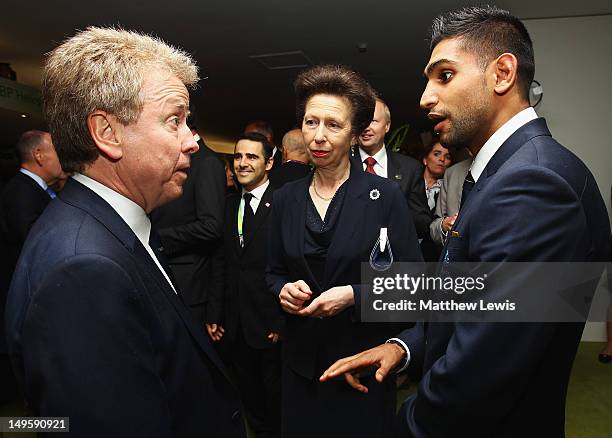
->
[0, 171, 51, 352]
[208, 184, 284, 348]
[266, 163, 423, 379]
[151, 141, 226, 322]
[268, 161, 311, 188]
[5, 179, 244, 438]
[396, 118, 610, 437]
[351, 147, 431, 239]
[271, 148, 283, 170]
[208, 184, 284, 349]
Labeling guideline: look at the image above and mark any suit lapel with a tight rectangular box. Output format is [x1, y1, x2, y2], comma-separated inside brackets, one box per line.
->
[452, 117, 552, 232]
[228, 195, 242, 255]
[325, 163, 369, 287]
[242, 184, 274, 249]
[386, 150, 405, 187]
[59, 179, 233, 382]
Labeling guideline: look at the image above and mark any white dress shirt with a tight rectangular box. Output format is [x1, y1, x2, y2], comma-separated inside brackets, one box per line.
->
[240, 179, 270, 218]
[19, 168, 48, 191]
[391, 107, 538, 372]
[470, 107, 538, 182]
[72, 173, 176, 293]
[359, 145, 388, 178]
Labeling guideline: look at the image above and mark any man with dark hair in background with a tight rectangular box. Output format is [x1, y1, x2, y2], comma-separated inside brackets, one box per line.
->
[352, 97, 431, 239]
[0, 129, 64, 403]
[244, 120, 282, 170]
[150, 118, 226, 324]
[207, 132, 283, 438]
[269, 128, 311, 187]
[321, 6, 610, 437]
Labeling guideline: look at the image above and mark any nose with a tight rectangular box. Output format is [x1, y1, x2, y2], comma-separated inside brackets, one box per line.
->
[313, 124, 326, 143]
[183, 128, 199, 155]
[420, 82, 438, 110]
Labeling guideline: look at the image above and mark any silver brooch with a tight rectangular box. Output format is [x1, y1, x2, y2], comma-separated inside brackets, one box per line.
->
[265, 202, 271, 208]
[369, 189, 380, 200]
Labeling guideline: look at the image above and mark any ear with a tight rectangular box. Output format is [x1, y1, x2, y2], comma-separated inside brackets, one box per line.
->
[492, 53, 519, 95]
[265, 157, 274, 171]
[384, 122, 390, 135]
[87, 111, 123, 160]
[30, 146, 45, 167]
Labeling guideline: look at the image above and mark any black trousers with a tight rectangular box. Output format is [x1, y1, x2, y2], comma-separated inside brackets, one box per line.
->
[281, 364, 397, 438]
[230, 326, 282, 438]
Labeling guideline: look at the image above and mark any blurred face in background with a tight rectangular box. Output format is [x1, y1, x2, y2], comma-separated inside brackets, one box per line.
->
[423, 142, 452, 179]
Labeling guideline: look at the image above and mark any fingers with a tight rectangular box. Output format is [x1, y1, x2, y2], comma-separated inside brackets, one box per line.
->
[319, 353, 363, 381]
[205, 324, 225, 342]
[279, 281, 313, 314]
[297, 296, 322, 317]
[344, 372, 368, 393]
[294, 280, 312, 294]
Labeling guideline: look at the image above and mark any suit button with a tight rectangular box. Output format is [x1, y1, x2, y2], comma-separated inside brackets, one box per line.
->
[231, 410, 241, 423]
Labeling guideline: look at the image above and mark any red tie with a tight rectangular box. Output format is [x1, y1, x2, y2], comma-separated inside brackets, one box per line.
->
[364, 156, 377, 175]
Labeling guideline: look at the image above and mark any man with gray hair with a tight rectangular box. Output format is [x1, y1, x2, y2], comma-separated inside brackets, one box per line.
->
[5, 27, 244, 437]
[0, 130, 63, 404]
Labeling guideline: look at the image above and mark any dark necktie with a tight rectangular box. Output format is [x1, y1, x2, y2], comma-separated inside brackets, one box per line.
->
[460, 171, 475, 209]
[364, 156, 377, 175]
[45, 187, 57, 199]
[242, 192, 255, 244]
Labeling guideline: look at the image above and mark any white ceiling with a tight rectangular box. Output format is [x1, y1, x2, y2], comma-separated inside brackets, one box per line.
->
[1, 0, 611, 147]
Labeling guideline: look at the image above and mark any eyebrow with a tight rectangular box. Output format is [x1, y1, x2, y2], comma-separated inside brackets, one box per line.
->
[424, 58, 457, 78]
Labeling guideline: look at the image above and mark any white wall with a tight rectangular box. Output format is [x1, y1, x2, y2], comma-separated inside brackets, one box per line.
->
[524, 15, 612, 341]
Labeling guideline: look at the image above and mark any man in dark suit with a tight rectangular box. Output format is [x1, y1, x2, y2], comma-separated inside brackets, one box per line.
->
[269, 128, 311, 187]
[244, 120, 282, 170]
[207, 133, 283, 438]
[351, 98, 431, 238]
[321, 6, 610, 437]
[150, 126, 226, 323]
[0, 129, 64, 403]
[4, 27, 244, 437]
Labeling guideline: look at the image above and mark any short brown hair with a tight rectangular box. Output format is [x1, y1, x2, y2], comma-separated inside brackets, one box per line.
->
[43, 27, 199, 173]
[294, 65, 376, 136]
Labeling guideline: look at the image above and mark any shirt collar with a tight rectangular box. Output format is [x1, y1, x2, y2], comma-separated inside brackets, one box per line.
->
[19, 168, 47, 190]
[359, 144, 388, 170]
[470, 107, 538, 182]
[242, 178, 270, 200]
[72, 173, 151, 245]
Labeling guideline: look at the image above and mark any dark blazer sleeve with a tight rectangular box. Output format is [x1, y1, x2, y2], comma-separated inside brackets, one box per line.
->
[398, 166, 592, 436]
[206, 205, 231, 325]
[158, 152, 226, 256]
[21, 254, 173, 437]
[266, 190, 290, 299]
[406, 166, 432, 240]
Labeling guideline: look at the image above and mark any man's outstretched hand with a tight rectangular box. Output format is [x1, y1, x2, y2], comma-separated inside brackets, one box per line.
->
[319, 342, 406, 393]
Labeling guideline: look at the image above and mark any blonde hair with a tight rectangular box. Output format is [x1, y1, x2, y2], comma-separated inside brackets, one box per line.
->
[43, 26, 199, 173]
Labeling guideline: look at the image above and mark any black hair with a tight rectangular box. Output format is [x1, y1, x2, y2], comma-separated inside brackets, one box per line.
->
[234, 132, 274, 161]
[430, 5, 534, 100]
